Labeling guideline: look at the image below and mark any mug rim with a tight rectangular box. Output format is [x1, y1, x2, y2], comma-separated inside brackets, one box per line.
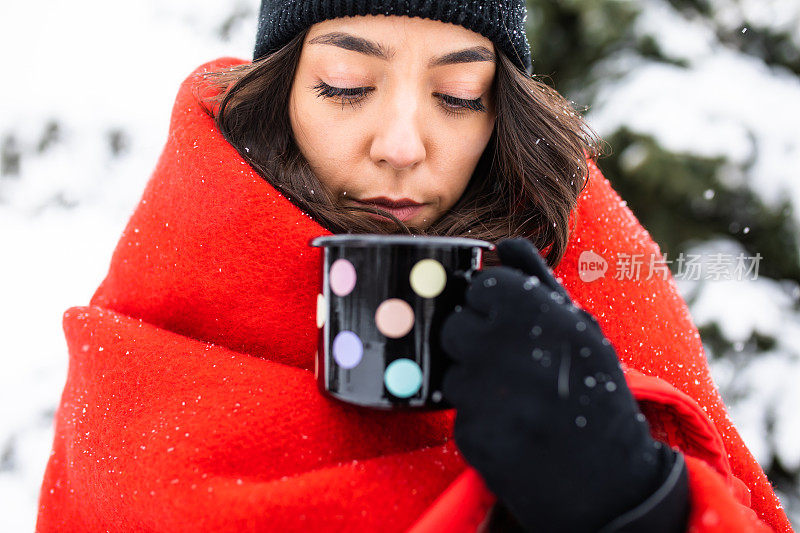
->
[310, 234, 495, 250]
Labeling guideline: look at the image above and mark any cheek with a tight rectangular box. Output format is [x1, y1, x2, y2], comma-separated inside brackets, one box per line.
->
[291, 92, 362, 178]
[435, 125, 492, 197]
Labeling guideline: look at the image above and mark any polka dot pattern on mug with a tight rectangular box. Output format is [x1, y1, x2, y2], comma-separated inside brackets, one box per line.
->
[384, 358, 423, 398]
[375, 298, 415, 338]
[316, 293, 327, 329]
[330, 258, 357, 297]
[409, 259, 447, 298]
[332, 331, 363, 369]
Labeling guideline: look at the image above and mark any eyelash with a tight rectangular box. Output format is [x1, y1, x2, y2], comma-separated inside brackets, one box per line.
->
[311, 81, 487, 117]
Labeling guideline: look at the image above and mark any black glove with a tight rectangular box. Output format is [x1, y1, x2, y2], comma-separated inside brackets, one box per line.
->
[439, 238, 689, 532]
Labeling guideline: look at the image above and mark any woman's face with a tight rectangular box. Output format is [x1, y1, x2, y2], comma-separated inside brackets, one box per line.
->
[289, 15, 497, 230]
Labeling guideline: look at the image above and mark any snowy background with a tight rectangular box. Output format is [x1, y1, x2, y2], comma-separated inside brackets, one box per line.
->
[1, 0, 798, 530]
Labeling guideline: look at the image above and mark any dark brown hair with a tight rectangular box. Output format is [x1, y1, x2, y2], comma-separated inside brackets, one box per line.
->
[197, 29, 606, 268]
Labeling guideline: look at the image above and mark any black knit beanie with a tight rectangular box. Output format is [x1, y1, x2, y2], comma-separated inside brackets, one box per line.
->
[253, 0, 533, 75]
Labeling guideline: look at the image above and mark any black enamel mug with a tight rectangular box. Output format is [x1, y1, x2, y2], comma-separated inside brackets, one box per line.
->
[310, 234, 495, 411]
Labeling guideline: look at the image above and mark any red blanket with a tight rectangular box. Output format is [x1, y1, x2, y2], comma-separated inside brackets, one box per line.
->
[36, 57, 793, 532]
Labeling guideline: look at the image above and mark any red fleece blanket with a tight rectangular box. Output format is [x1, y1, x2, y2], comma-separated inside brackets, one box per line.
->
[36, 57, 793, 532]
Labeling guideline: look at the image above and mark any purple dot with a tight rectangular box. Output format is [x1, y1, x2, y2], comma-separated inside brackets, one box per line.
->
[330, 259, 357, 297]
[332, 331, 363, 369]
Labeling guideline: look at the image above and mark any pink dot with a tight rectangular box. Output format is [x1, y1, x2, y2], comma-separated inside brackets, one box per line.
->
[330, 259, 357, 296]
[375, 299, 415, 338]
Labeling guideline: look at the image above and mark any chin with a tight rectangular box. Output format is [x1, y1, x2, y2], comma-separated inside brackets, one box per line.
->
[362, 213, 428, 234]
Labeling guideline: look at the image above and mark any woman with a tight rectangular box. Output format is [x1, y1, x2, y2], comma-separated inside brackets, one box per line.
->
[36, 1, 792, 532]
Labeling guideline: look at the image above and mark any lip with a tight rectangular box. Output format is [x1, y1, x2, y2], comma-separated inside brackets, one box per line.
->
[353, 197, 425, 222]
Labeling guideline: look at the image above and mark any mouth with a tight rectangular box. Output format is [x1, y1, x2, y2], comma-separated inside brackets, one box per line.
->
[352, 197, 425, 222]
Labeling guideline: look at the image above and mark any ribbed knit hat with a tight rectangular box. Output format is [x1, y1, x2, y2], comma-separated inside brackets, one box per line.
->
[253, 0, 533, 75]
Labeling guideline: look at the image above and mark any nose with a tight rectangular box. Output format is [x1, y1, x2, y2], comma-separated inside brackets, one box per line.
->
[369, 91, 427, 171]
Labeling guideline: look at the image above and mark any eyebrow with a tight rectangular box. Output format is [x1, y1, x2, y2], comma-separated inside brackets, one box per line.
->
[307, 32, 496, 67]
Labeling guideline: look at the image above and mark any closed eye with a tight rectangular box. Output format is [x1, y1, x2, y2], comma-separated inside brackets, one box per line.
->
[310, 81, 487, 118]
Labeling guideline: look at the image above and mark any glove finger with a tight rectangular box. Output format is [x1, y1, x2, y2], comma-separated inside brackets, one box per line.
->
[496, 238, 571, 302]
[464, 266, 532, 317]
[441, 362, 480, 408]
[439, 305, 495, 363]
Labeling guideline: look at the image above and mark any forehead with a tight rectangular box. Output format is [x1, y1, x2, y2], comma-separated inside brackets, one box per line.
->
[305, 16, 497, 73]
[306, 15, 496, 53]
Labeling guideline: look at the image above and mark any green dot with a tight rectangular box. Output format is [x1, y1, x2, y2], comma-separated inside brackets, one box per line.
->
[384, 358, 423, 398]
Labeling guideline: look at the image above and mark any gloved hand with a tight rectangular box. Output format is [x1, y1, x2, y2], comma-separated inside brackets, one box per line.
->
[440, 238, 688, 532]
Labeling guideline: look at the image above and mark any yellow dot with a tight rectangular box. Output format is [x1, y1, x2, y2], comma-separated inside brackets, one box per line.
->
[410, 259, 447, 298]
[316, 293, 327, 328]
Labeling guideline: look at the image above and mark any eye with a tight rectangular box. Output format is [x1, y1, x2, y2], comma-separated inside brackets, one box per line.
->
[311, 81, 374, 110]
[435, 93, 487, 118]
[311, 81, 487, 117]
